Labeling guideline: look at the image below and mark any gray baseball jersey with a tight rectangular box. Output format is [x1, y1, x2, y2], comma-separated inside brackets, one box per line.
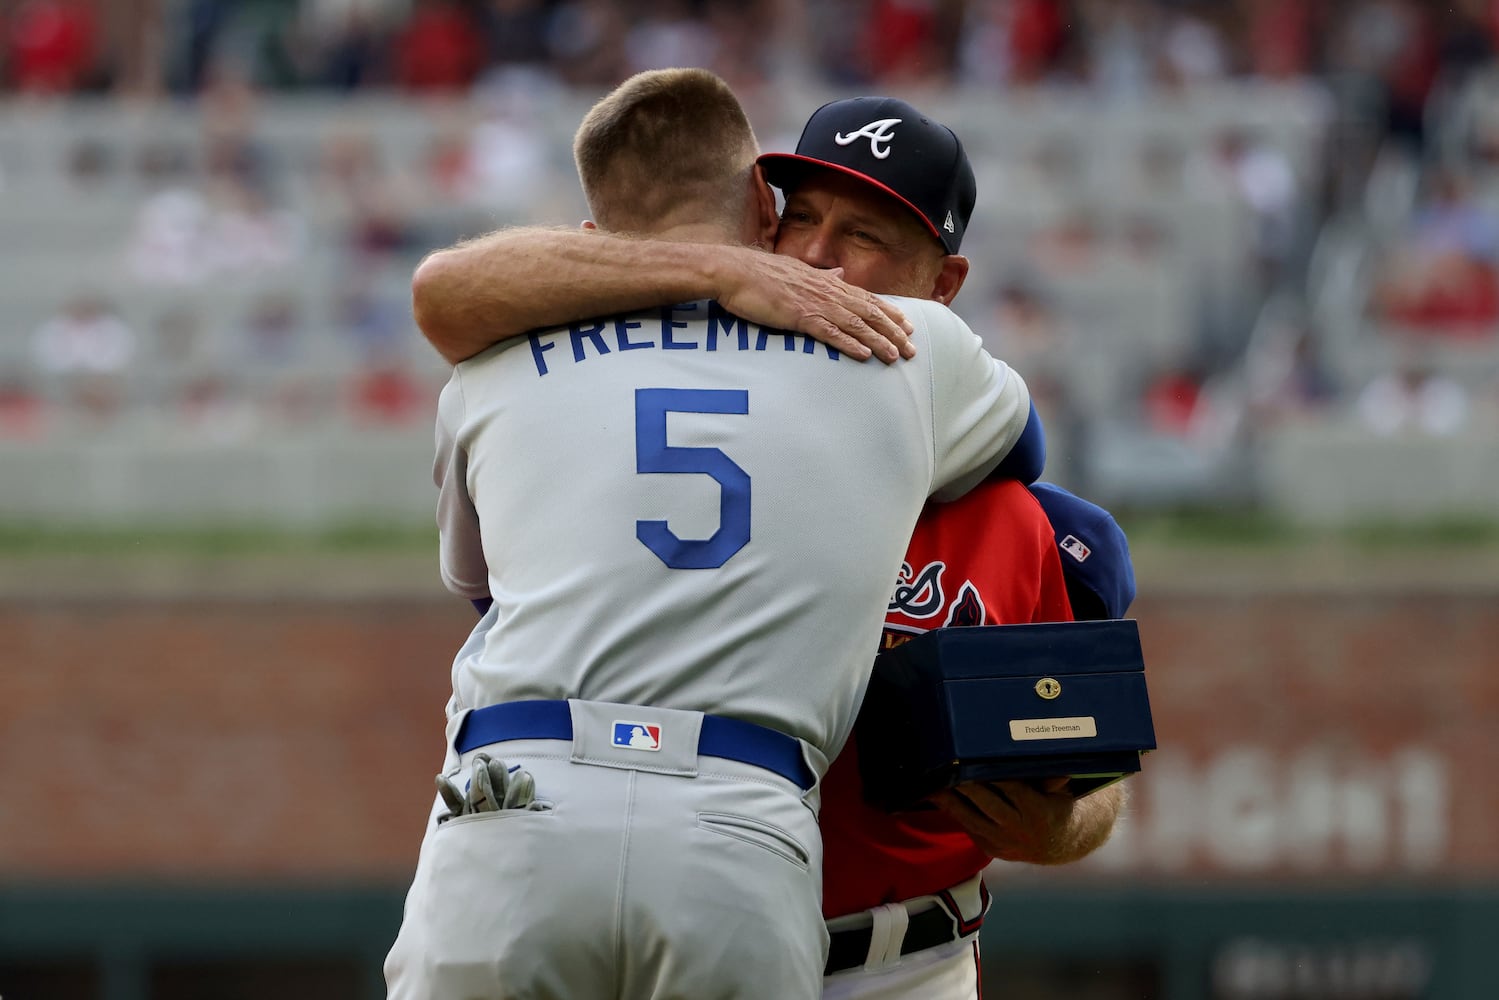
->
[432, 295, 1031, 761]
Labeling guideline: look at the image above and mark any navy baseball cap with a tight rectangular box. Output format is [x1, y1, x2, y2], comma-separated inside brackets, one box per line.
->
[758, 96, 977, 254]
[1028, 483, 1137, 621]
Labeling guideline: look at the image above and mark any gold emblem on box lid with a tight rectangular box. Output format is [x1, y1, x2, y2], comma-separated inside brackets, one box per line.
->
[1034, 677, 1062, 700]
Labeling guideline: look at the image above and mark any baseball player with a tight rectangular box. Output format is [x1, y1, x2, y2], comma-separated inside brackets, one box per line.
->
[739, 100, 1134, 999]
[445, 479, 1134, 1000]
[385, 70, 1041, 1000]
[410, 93, 1133, 1000]
[821, 481, 1135, 1000]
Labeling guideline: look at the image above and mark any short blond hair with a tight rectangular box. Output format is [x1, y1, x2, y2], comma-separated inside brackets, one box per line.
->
[573, 68, 760, 236]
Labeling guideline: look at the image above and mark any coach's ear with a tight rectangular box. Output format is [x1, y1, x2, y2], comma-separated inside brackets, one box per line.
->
[745, 163, 780, 248]
[931, 254, 970, 305]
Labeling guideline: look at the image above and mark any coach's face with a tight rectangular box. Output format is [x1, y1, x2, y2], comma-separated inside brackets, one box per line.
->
[774, 169, 968, 304]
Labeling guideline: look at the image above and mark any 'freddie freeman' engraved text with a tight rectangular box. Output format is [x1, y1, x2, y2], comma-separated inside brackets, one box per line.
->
[1024, 723, 1083, 734]
[528, 301, 842, 376]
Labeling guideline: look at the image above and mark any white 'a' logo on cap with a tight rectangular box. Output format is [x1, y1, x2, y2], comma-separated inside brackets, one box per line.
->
[834, 118, 902, 159]
[943, 211, 955, 233]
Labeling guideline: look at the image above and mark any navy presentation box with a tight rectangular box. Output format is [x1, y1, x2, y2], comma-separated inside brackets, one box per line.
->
[856, 620, 1156, 810]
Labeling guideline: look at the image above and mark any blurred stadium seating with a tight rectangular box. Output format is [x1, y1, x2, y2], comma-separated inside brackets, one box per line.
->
[0, 74, 1486, 527]
[1, 1, 1496, 530]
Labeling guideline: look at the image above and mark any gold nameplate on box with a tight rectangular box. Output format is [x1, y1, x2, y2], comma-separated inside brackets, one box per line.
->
[1009, 717, 1098, 741]
[856, 621, 1157, 809]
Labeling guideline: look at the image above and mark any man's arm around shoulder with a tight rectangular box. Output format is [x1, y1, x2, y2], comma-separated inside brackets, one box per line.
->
[413, 226, 722, 364]
[413, 226, 914, 364]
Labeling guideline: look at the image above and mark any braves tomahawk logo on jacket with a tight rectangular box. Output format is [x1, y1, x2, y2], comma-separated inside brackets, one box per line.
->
[820, 479, 1075, 919]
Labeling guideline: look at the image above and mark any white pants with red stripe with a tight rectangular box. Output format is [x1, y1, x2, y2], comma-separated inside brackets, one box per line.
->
[821, 873, 987, 1000]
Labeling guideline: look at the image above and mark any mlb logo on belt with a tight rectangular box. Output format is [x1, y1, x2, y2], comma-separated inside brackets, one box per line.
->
[612, 721, 662, 752]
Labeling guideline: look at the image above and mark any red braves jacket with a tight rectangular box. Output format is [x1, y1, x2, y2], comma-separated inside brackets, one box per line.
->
[820, 478, 1075, 918]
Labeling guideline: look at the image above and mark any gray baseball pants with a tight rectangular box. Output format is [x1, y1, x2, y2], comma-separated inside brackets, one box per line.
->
[385, 699, 829, 999]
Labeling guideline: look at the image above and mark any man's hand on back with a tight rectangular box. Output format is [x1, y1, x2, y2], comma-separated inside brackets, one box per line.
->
[710, 245, 916, 363]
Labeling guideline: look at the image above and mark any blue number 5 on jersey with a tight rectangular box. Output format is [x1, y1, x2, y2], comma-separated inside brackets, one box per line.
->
[635, 388, 750, 570]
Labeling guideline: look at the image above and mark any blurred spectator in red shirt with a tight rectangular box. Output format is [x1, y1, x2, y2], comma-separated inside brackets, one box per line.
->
[858, 0, 948, 84]
[394, 0, 485, 92]
[1247, 0, 1322, 81]
[977, 0, 1061, 84]
[1382, 1, 1441, 145]
[0, 378, 47, 440]
[6, 0, 100, 93]
[423, 123, 476, 200]
[1009, 0, 1066, 84]
[958, 0, 1068, 88]
[1380, 256, 1499, 331]
[1143, 364, 1207, 437]
[350, 362, 432, 426]
[1375, 168, 1499, 334]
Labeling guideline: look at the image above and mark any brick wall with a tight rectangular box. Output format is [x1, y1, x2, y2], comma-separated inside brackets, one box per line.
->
[0, 599, 468, 882]
[1082, 591, 1499, 879]
[3, 590, 1495, 882]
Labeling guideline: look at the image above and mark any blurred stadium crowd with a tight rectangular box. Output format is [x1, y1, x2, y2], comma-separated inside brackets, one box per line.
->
[3, 0, 1497, 99]
[2, 0, 1498, 518]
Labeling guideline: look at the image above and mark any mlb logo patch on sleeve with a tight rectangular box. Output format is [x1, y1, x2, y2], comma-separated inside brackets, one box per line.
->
[612, 722, 662, 751]
[1060, 534, 1091, 563]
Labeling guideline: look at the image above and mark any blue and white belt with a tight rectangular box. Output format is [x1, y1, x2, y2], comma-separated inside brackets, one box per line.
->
[454, 699, 816, 791]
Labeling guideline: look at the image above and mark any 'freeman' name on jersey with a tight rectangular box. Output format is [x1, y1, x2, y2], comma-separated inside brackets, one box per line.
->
[528, 300, 840, 377]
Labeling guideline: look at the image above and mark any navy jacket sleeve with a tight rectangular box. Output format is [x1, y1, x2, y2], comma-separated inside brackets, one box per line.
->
[988, 399, 1045, 484]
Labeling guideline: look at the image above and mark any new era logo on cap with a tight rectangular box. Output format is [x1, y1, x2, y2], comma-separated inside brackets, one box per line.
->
[758, 96, 977, 254]
[1060, 534, 1092, 563]
[612, 721, 662, 752]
